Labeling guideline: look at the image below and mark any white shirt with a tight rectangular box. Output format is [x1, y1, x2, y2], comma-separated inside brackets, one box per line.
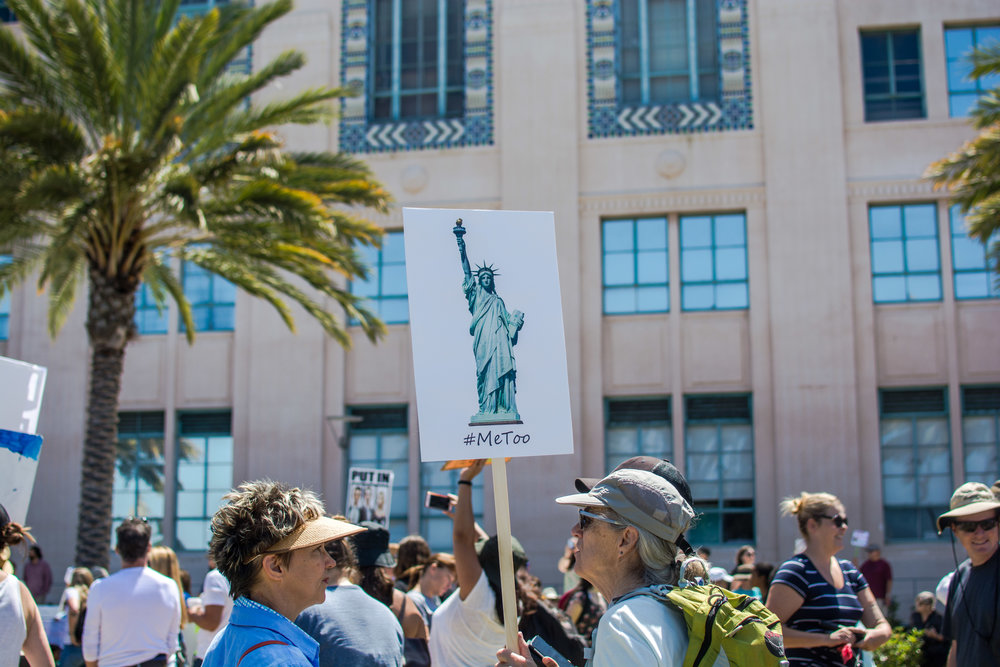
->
[195, 569, 233, 657]
[83, 566, 182, 667]
[588, 594, 728, 667]
[0, 574, 26, 667]
[428, 571, 506, 667]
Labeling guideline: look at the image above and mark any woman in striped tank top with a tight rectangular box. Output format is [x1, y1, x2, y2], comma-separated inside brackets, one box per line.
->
[765, 492, 891, 666]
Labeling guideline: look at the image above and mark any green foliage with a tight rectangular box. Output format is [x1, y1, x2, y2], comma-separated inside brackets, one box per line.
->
[926, 44, 1000, 279]
[871, 627, 924, 667]
[0, 0, 392, 346]
[0, 0, 392, 566]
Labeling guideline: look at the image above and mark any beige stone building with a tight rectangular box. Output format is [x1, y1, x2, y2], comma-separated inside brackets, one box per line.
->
[3, 0, 999, 602]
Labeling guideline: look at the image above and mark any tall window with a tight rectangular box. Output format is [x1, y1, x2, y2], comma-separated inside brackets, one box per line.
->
[371, 0, 465, 122]
[962, 386, 1000, 485]
[950, 205, 999, 299]
[134, 283, 168, 335]
[352, 231, 408, 324]
[869, 204, 941, 303]
[113, 412, 166, 546]
[619, 0, 719, 105]
[0, 255, 10, 340]
[420, 463, 486, 552]
[860, 29, 924, 122]
[879, 389, 951, 541]
[181, 260, 235, 332]
[945, 25, 1000, 118]
[347, 406, 409, 541]
[0, 1, 14, 22]
[604, 397, 672, 475]
[684, 394, 753, 544]
[602, 217, 669, 314]
[680, 213, 748, 310]
[175, 411, 233, 551]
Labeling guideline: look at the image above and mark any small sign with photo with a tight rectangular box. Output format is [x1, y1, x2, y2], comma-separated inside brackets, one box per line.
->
[344, 467, 394, 529]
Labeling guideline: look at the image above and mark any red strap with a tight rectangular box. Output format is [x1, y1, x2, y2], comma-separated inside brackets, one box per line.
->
[237, 639, 288, 666]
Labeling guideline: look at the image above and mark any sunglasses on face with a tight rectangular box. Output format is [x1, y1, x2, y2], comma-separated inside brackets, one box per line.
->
[818, 514, 849, 528]
[953, 518, 999, 533]
[578, 509, 626, 531]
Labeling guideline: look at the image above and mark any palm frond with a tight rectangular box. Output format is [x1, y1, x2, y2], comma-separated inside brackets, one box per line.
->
[45, 249, 86, 336]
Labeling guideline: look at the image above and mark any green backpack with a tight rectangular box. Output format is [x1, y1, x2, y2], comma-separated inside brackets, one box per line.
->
[618, 583, 788, 667]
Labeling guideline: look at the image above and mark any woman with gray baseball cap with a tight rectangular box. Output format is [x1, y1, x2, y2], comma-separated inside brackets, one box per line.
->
[497, 468, 726, 666]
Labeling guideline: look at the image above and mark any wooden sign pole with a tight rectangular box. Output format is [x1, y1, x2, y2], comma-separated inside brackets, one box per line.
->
[491, 457, 520, 651]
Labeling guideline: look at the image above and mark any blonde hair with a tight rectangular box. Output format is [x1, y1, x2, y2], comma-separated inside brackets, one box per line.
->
[780, 492, 841, 538]
[149, 546, 189, 625]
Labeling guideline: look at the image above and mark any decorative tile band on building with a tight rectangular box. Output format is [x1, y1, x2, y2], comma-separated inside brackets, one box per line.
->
[587, 0, 753, 138]
[339, 0, 494, 153]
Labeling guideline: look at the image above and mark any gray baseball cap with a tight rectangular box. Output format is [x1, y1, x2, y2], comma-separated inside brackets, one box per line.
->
[556, 468, 694, 544]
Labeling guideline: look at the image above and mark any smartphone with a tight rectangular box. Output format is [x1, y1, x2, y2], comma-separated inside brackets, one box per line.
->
[424, 491, 454, 511]
[526, 636, 574, 667]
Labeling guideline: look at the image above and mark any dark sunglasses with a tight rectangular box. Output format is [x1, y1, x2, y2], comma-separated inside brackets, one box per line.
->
[953, 518, 998, 534]
[578, 509, 625, 531]
[818, 514, 849, 528]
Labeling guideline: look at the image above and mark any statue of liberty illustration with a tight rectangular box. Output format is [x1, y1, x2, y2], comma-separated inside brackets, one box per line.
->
[453, 219, 524, 425]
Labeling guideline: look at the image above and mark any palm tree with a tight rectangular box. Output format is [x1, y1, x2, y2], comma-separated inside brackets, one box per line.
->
[926, 43, 1000, 275]
[0, 0, 391, 567]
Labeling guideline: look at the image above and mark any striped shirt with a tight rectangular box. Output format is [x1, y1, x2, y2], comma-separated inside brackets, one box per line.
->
[771, 554, 869, 666]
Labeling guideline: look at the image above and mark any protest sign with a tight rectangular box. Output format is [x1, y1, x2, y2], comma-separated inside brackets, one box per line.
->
[402, 208, 573, 463]
[403, 208, 575, 650]
[344, 467, 394, 529]
[0, 355, 48, 524]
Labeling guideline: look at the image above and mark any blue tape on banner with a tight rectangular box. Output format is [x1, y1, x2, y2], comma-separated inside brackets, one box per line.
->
[0, 429, 43, 460]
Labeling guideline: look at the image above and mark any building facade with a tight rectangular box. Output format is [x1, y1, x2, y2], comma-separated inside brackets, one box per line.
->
[3, 0, 999, 598]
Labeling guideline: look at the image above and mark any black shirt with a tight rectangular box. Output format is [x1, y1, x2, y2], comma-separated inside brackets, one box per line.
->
[943, 548, 1000, 665]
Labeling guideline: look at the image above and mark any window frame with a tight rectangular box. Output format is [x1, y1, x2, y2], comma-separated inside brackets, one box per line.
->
[869, 203, 942, 304]
[350, 229, 409, 325]
[878, 389, 951, 543]
[134, 282, 168, 335]
[601, 216, 670, 315]
[679, 212, 749, 311]
[683, 393, 754, 545]
[174, 410, 234, 552]
[617, 0, 719, 106]
[347, 405, 410, 542]
[949, 204, 999, 300]
[0, 255, 11, 340]
[944, 24, 1000, 118]
[961, 386, 1000, 485]
[860, 28, 926, 122]
[369, 0, 465, 123]
[180, 259, 236, 333]
[113, 411, 167, 548]
[603, 397, 673, 476]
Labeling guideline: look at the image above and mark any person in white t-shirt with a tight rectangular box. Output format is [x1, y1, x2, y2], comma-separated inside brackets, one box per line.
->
[82, 518, 182, 667]
[186, 556, 232, 667]
[428, 460, 528, 667]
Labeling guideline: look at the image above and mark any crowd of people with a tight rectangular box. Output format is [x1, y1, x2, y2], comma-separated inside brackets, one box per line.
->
[3, 461, 999, 666]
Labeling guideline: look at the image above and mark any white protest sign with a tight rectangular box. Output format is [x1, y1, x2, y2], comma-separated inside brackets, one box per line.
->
[344, 467, 394, 529]
[403, 208, 574, 463]
[0, 355, 48, 524]
[850, 529, 870, 548]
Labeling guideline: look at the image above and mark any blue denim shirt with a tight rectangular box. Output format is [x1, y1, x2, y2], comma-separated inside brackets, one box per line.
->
[201, 597, 320, 667]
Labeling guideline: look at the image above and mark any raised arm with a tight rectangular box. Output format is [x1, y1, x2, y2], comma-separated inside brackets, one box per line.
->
[453, 459, 486, 600]
[454, 220, 472, 279]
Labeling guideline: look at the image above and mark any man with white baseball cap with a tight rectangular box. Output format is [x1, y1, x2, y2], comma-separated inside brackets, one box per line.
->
[936, 482, 1000, 666]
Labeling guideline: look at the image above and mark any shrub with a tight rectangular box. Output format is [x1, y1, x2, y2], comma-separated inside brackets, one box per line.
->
[871, 627, 924, 667]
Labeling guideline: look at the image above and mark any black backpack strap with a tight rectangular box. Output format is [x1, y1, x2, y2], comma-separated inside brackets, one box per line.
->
[237, 640, 288, 666]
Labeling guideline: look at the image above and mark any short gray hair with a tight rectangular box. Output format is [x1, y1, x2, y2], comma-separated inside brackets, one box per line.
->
[606, 508, 681, 586]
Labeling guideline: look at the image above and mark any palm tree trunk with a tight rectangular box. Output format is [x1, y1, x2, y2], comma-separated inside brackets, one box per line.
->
[74, 270, 137, 568]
